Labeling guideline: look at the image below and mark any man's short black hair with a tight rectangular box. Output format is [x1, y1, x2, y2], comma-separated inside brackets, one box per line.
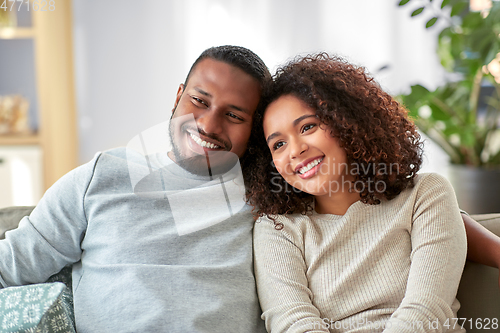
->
[184, 45, 271, 89]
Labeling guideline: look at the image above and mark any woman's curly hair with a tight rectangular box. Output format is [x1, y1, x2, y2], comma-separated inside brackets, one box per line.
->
[245, 53, 423, 223]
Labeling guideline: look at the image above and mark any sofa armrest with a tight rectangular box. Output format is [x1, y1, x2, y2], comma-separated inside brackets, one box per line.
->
[0, 206, 35, 239]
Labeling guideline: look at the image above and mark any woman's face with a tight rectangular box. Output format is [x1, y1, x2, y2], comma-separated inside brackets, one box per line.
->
[263, 94, 352, 197]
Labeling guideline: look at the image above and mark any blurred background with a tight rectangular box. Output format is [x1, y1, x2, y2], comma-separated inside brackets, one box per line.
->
[0, 0, 498, 212]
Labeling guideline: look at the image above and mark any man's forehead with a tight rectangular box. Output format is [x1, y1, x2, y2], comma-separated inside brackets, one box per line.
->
[187, 58, 257, 87]
[185, 59, 261, 113]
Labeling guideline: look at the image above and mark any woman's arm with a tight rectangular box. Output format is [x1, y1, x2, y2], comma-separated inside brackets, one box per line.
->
[253, 217, 329, 333]
[462, 213, 500, 287]
[384, 173, 468, 333]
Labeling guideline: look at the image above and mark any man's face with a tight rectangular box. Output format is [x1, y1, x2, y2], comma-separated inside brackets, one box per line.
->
[169, 58, 261, 175]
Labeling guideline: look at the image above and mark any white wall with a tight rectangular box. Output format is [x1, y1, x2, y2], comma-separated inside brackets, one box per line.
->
[72, 0, 449, 172]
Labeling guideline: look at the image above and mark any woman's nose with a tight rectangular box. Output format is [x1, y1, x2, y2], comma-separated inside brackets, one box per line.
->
[289, 138, 308, 159]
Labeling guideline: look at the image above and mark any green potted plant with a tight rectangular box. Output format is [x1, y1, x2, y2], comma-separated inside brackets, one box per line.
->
[398, 0, 500, 213]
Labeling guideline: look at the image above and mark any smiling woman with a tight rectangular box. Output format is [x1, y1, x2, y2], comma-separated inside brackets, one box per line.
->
[263, 95, 359, 215]
[246, 53, 423, 218]
[245, 53, 469, 333]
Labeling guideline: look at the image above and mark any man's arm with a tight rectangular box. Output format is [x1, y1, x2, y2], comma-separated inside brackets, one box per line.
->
[462, 213, 500, 287]
[0, 153, 99, 287]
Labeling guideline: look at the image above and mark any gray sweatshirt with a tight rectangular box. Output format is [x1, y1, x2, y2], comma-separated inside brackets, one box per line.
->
[0, 148, 266, 333]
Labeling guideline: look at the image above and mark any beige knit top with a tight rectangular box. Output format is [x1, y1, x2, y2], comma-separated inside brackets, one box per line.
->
[254, 173, 467, 333]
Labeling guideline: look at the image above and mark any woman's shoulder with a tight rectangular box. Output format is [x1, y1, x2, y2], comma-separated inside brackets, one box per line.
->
[403, 172, 458, 210]
[381, 172, 457, 212]
[255, 213, 313, 243]
[413, 172, 454, 192]
[256, 213, 311, 228]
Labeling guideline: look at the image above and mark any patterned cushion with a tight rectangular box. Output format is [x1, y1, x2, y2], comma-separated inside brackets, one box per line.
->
[0, 268, 75, 333]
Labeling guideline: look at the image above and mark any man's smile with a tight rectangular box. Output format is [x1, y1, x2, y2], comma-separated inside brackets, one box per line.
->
[188, 132, 222, 149]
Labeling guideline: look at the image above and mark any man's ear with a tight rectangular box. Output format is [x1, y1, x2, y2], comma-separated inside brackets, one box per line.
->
[173, 84, 185, 114]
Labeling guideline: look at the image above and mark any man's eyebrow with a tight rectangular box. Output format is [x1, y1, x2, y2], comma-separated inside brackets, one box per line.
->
[194, 87, 211, 97]
[228, 104, 251, 115]
[193, 87, 251, 115]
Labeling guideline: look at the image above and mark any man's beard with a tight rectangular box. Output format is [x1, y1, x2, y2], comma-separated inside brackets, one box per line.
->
[168, 119, 239, 177]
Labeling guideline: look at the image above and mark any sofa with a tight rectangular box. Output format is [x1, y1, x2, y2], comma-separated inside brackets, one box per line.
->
[0, 207, 499, 333]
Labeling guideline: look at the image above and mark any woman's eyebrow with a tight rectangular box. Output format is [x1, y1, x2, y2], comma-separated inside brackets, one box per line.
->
[293, 114, 317, 127]
[266, 115, 317, 144]
[266, 132, 281, 145]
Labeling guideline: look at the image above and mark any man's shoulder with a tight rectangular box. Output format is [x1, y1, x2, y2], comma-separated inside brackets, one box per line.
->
[93, 147, 148, 174]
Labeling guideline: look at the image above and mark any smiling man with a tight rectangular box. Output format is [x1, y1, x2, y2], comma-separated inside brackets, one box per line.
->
[0, 46, 269, 333]
[169, 51, 262, 176]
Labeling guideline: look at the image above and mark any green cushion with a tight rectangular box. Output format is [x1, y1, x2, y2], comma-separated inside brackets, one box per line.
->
[0, 207, 76, 332]
[0, 281, 75, 333]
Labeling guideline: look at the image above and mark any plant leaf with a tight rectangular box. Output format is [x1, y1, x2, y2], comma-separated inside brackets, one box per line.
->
[450, 2, 468, 17]
[411, 7, 425, 16]
[426, 17, 439, 28]
[398, 0, 411, 6]
[441, 0, 450, 9]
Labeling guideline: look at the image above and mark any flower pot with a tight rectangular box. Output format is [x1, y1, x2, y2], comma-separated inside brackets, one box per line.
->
[447, 165, 500, 214]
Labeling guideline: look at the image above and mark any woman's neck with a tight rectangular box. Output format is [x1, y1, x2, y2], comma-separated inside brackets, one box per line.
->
[314, 188, 361, 215]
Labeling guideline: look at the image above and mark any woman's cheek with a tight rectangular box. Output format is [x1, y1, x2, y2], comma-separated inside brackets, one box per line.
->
[273, 157, 293, 177]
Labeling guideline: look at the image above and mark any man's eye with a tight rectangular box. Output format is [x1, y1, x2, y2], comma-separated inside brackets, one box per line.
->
[301, 124, 316, 133]
[227, 112, 244, 122]
[192, 97, 207, 106]
[272, 141, 285, 151]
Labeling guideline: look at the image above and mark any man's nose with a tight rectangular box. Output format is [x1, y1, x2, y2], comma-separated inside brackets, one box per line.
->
[196, 108, 222, 135]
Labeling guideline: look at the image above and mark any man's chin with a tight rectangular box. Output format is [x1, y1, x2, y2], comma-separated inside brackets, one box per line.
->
[172, 150, 240, 177]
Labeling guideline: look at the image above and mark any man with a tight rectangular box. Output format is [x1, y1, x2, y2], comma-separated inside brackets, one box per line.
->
[0, 46, 269, 332]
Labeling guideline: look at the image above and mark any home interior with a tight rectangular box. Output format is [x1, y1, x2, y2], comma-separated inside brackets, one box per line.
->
[0, 0, 499, 331]
[0, 0, 453, 208]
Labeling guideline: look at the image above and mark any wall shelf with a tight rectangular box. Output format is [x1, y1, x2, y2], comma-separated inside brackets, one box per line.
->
[0, 3, 78, 191]
[0, 27, 35, 39]
[0, 134, 40, 145]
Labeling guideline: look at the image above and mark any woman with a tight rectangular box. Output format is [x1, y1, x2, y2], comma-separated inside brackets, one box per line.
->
[245, 53, 468, 332]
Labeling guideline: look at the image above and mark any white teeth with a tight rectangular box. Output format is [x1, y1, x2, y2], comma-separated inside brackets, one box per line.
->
[298, 158, 323, 174]
[190, 133, 220, 149]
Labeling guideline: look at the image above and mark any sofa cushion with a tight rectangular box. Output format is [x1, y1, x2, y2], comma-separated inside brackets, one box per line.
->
[0, 207, 76, 332]
[0, 282, 75, 333]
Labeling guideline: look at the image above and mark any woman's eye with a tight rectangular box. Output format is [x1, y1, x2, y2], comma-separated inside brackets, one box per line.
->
[272, 141, 285, 151]
[301, 124, 316, 133]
